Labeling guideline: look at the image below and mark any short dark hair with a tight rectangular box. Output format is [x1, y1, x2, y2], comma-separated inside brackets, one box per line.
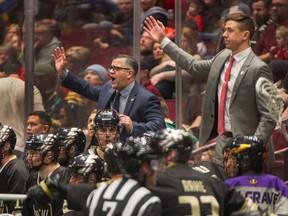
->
[28, 111, 52, 130]
[112, 54, 139, 76]
[225, 13, 255, 40]
[3, 60, 21, 75]
[250, 0, 271, 8]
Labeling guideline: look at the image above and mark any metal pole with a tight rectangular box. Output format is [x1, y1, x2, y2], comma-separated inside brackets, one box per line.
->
[133, 0, 141, 82]
[24, 0, 36, 133]
[0, 194, 27, 201]
[175, 1, 182, 129]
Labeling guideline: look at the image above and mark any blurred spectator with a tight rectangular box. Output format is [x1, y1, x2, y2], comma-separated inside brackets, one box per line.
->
[52, 0, 80, 30]
[250, 0, 273, 49]
[221, 0, 252, 18]
[268, 25, 288, 84]
[33, 19, 62, 65]
[1, 23, 21, 46]
[199, 0, 224, 42]
[65, 45, 91, 77]
[185, 0, 204, 32]
[34, 64, 57, 113]
[253, 0, 288, 63]
[93, 0, 134, 48]
[0, 0, 23, 34]
[49, 80, 85, 131]
[0, 46, 7, 66]
[140, 0, 168, 28]
[82, 109, 98, 150]
[82, 0, 119, 29]
[182, 92, 203, 139]
[0, 60, 44, 155]
[149, 41, 176, 99]
[35, 0, 57, 21]
[82, 64, 109, 124]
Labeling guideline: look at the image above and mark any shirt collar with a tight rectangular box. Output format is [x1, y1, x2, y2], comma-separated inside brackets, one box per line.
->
[119, 81, 135, 98]
[233, 47, 251, 63]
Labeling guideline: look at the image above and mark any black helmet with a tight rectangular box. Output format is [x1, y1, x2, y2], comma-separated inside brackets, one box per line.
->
[223, 136, 265, 177]
[0, 125, 16, 158]
[93, 109, 120, 130]
[116, 135, 163, 178]
[56, 127, 86, 153]
[152, 128, 194, 163]
[26, 133, 60, 163]
[103, 142, 122, 174]
[68, 154, 104, 183]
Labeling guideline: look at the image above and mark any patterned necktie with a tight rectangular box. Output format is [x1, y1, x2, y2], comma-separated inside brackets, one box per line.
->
[218, 56, 235, 135]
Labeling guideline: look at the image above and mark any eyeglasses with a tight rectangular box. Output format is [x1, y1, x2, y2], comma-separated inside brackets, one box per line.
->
[271, 3, 287, 8]
[108, 65, 132, 72]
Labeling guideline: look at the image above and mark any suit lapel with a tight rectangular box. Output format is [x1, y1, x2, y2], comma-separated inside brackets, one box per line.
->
[230, 51, 254, 105]
[123, 83, 138, 115]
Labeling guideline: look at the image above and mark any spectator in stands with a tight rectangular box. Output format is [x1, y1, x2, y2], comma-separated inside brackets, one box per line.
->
[65, 45, 91, 77]
[221, 0, 252, 18]
[26, 111, 52, 137]
[149, 41, 176, 99]
[82, 64, 109, 121]
[140, 0, 168, 28]
[149, 23, 205, 96]
[0, 60, 44, 156]
[253, 0, 288, 63]
[182, 92, 203, 139]
[82, 109, 98, 150]
[51, 0, 80, 29]
[2, 23, 21, 46]
[268, 25, 288, 83]
[33, 19, 62, 65]
[250, 0, 273, 49]
[0, 125, 29, 215]
[93, 0, 134, 48]
[185, 0, 204, 32]
[224, 136, 288, 215]
[199, 0, 224, 42]
[34, 64, 57, 113]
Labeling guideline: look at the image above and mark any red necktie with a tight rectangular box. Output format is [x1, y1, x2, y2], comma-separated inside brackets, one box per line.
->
[218, 56, 235, 135]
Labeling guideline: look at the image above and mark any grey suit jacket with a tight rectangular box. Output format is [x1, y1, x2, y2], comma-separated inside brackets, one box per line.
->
[163, 40, 276, 145]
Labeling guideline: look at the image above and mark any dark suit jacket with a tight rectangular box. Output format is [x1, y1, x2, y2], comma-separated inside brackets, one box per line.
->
[163, 40, 276, 145]
[61, 72, 165, 142]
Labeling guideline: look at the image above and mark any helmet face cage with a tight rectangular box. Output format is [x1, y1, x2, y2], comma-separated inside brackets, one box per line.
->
[0, 125, 16, 152]
[153, 128, 193, 163]
[68, 154, 104, 183]
[56, 127, 86, 154]
[38, 134, 61, 163]
[224, 136, 264, 177]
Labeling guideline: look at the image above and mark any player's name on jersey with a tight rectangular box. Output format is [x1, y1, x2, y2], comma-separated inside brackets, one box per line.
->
[181, 180, 207, 193]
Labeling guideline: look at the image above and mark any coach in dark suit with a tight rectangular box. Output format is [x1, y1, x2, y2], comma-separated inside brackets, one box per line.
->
[53, 48, 165, 142]
[144, 13, 277, 166]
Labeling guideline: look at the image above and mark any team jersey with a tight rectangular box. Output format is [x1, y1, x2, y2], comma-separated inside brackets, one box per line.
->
[22, 165, 69, 216]
[190, 160, 227, 181]
[0, 157, 29, 214]
[225, 174, 288, 215]
[149, 163, 255, 216]
[84, 177, 162, 216]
